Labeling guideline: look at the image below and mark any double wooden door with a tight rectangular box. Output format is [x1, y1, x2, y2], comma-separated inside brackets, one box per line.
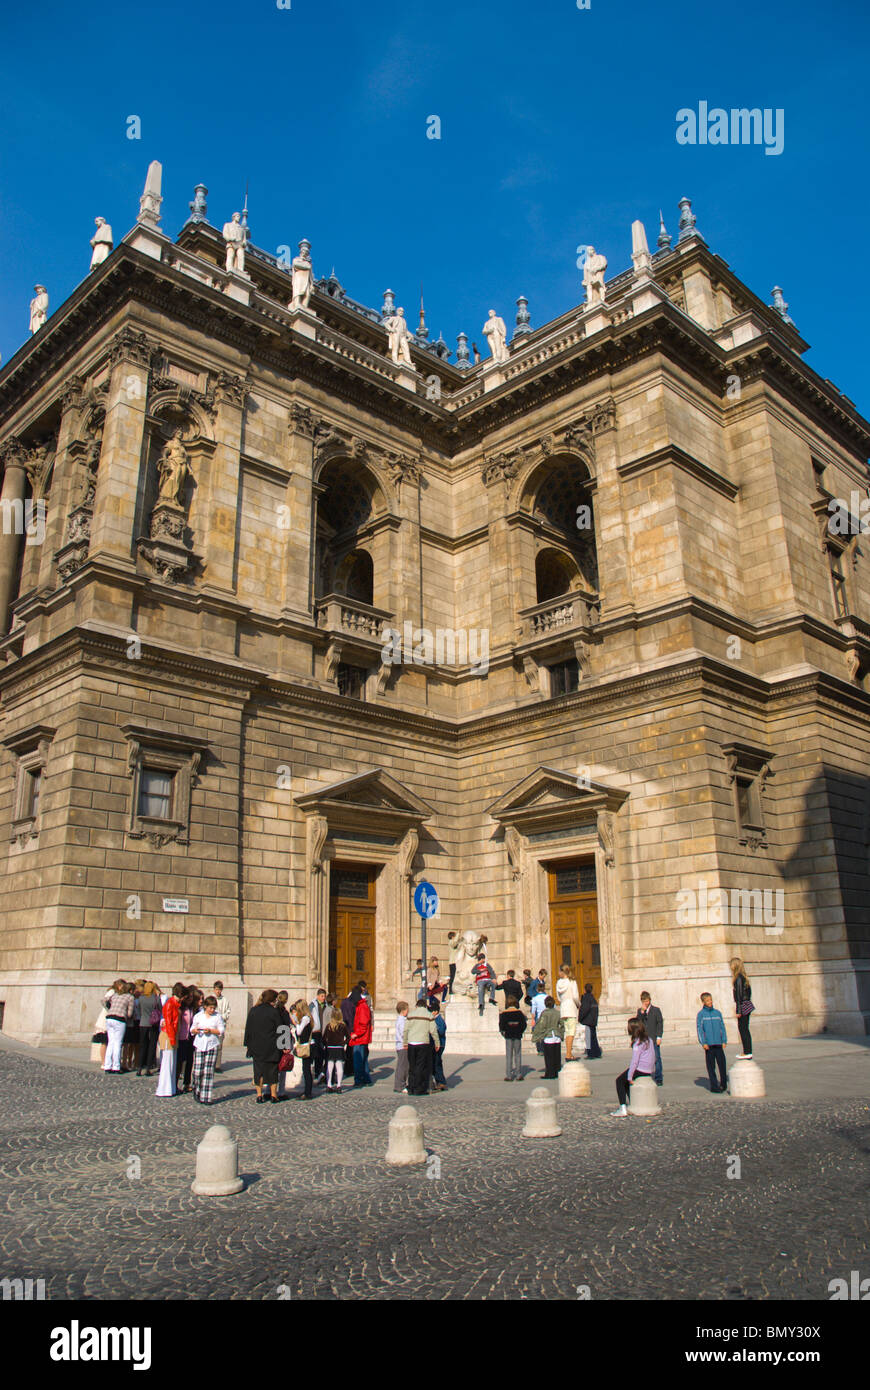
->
[547, 859, 601, 996]
[328, 864, 376, 1000]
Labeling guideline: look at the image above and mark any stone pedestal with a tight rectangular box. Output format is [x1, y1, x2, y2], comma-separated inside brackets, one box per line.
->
[558, 1059, 592, 1097]
[522, 1086, 562, 1137]
[482, 362, 506, 392]
[385, 1104, 426, 1165]
[440, 992, 503, 1055]
[224, 270, 252, 304]
[191, 1125, 244, 1196]
[629, 1075, 661, 1116]
[394, 366, 417, 392]
[286, 306, 317, 340]
[728, 1059, 766, 1098]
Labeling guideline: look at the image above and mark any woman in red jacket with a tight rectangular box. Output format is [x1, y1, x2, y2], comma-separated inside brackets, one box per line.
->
[155, 982, 186, 1098]
[349, 987, 374, 1088]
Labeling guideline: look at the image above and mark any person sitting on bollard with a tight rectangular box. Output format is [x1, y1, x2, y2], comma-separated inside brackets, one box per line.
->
[731, 958, 755, 1060]
[697, 992, 728, 1094]
[611, 1018, 655, 1118]
[532, 996, 564, 1078]
[190, 995, 225, 1105]
[405, 997, 439, 1095]
[499, 995, 528, 1081]
[474, 953, 497, 1016]
[579, 982, 602, 1059]
[635, 990, 663, 1084]
[428, 997, 448, 1090]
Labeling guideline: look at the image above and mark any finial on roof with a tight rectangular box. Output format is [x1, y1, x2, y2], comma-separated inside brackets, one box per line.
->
[137, 160, 163, 228]
[381, 287, 396, 319]
[514, 296, 531, 336]
[187, 184, 209, 224]
[677, 196, 699, 244]
[631, 221, 652, 276]
[432, 332, 450, 361]
[241, 185, 250, 242]
[657, 210, 672, 250]
[770, 286, 794, 326]
[456, 332, 470, 369]
[416, 287, 429, 342]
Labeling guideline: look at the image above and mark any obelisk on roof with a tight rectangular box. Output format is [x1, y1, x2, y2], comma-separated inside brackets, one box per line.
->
[138, 161, 163, 229]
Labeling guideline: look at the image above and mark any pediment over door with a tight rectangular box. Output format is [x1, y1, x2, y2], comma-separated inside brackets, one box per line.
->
[295, 768, 433, 836]
[487, 765, 628, 836]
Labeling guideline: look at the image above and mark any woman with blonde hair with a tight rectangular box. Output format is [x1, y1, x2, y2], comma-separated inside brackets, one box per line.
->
[556, 964, 581, 1061]
[136, 982, 162, 1077]
[292, 999, 314, 1100]
[730, 958, 754, 1059]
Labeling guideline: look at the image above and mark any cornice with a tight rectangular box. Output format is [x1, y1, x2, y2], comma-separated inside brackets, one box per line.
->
[618, 443, 739, 500]
[3, 243, 867, 464]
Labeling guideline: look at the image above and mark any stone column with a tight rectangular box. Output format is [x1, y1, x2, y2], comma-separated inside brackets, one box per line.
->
[282, 403, 317, 621]
[588, 409, 634, 619]
[397, 827, 419, 983]
[596, 809, 626, 1008]
[305, 815, 329, 984]
[0, 443, 28, 634]
[200, 370, 248, 599]
[388, 454, 423, 630]
[39, 379, 86, 592]
[87, 327, 151, 566]
[481, 453, 521, 651]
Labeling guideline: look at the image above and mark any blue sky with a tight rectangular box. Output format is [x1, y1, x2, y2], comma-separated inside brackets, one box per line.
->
[1, 0, 868, 413]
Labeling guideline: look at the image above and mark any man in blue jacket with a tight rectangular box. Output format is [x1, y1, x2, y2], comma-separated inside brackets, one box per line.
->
[696, 992, 728, 1093]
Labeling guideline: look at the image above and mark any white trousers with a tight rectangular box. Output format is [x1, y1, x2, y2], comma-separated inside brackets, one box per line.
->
[103, 1018, 126, 1071]
[155, 1047, 177, 1097]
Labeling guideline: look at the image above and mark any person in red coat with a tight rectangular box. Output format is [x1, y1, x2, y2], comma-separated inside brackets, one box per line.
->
[349, 983, 374, 1088]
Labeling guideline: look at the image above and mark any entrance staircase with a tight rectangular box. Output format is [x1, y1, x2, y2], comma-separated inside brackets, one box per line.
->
[372, 998, 696, 1057]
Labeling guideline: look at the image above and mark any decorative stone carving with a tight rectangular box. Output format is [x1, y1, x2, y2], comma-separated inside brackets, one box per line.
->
[452, 929, 484, 998]
[308, 815, 329, 874]
[324, 639, 341, 684]
[398, 827, 419, 882]
[289, 403, 317, 437]
[60, 375, 86, 415]
[214, 370, 247, 410]
[387, 452, 422, 499]
[109, 326, 151, 369]
[504, 824, 523, 881]
[290, 240, 314, 311]
[597, 809, 615, 868]
[156, 431, 189, 507]
[481, 451, 521, 489]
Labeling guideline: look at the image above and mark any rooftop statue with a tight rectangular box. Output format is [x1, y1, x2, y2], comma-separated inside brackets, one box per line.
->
[290, 240, 313, 311]
[89, 217, 113, 271]
[222, 212, 246, 275]
[483, 309, 509, 364]
[582, 246, 607, 306]
[384, 307, 413, 367]
[29, 285, 48, 335]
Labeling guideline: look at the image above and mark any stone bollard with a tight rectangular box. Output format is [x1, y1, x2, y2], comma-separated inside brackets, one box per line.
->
[191, 1125, 244, 1196]
[629, 1076, 661, 1116]
[522, 1086, 563, 1137]
[385, 1104, 427, 1165]
[728, 1059, 766, 1098]
[558, 1059, 592, 1098]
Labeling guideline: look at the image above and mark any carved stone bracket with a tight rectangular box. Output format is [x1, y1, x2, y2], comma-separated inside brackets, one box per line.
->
[214, 370, 248, 410]
[137, 501, 197, 584]
[387, 452, 422, 500]
[289, 403, 318, 438]
[481, 451, 522, 489]
[109, 326, 152, 369]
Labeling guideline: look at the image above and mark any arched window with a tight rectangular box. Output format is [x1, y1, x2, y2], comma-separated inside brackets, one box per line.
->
[530, 461, 598, 595]
[335, 549, 374, 605]
[535, 548, 580, 603]
[315, 459, 383, 602]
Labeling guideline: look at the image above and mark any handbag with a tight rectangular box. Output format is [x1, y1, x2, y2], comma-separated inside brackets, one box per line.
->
[295, 1042, 311, 1057]
[278, 1049, 295, 1072]
[740, 1000, 755, 1016]
[157, 1030, 170, 1050]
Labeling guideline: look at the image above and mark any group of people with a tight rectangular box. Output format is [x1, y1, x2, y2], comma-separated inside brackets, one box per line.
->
[93, 956, 756, 1112]
[242, 983, 375, 1102]
[94, 979, 232, 1105]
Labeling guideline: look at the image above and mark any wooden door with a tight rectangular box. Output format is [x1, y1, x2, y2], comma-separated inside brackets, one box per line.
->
[329, 864, 376, 1001]
[547, 859, 601, 996]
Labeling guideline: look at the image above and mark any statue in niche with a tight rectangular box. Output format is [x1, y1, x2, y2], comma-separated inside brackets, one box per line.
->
[156, 429, 189, 508]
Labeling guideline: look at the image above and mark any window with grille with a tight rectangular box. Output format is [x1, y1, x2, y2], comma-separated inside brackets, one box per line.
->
[554, 864, 596, 894]
[337, 664, 367, 700]
[331, 870, 371, 899]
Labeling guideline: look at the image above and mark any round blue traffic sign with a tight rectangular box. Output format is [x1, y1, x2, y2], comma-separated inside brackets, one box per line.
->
[414, 881, 439, 918]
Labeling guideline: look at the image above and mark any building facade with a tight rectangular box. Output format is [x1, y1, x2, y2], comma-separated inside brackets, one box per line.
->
[0, 178, 868, 1046]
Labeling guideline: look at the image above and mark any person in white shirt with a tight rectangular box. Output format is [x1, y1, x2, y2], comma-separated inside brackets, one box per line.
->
[393, 1001, 409, 1093]
[556, 965, 582, 1061]
[190, 996, 225, 1104]
[212, 980, 231, 1072]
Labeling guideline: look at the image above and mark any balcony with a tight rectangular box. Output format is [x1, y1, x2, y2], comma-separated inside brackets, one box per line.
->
[315, 593, 393, 645]
[518, 590, 600, 645]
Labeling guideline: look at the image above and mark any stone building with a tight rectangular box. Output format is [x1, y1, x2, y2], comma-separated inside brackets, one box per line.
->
[0, 171, 868, 1048]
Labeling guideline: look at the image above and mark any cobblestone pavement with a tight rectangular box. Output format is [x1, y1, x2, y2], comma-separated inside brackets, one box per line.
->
[0, 1048, 867, 1302]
